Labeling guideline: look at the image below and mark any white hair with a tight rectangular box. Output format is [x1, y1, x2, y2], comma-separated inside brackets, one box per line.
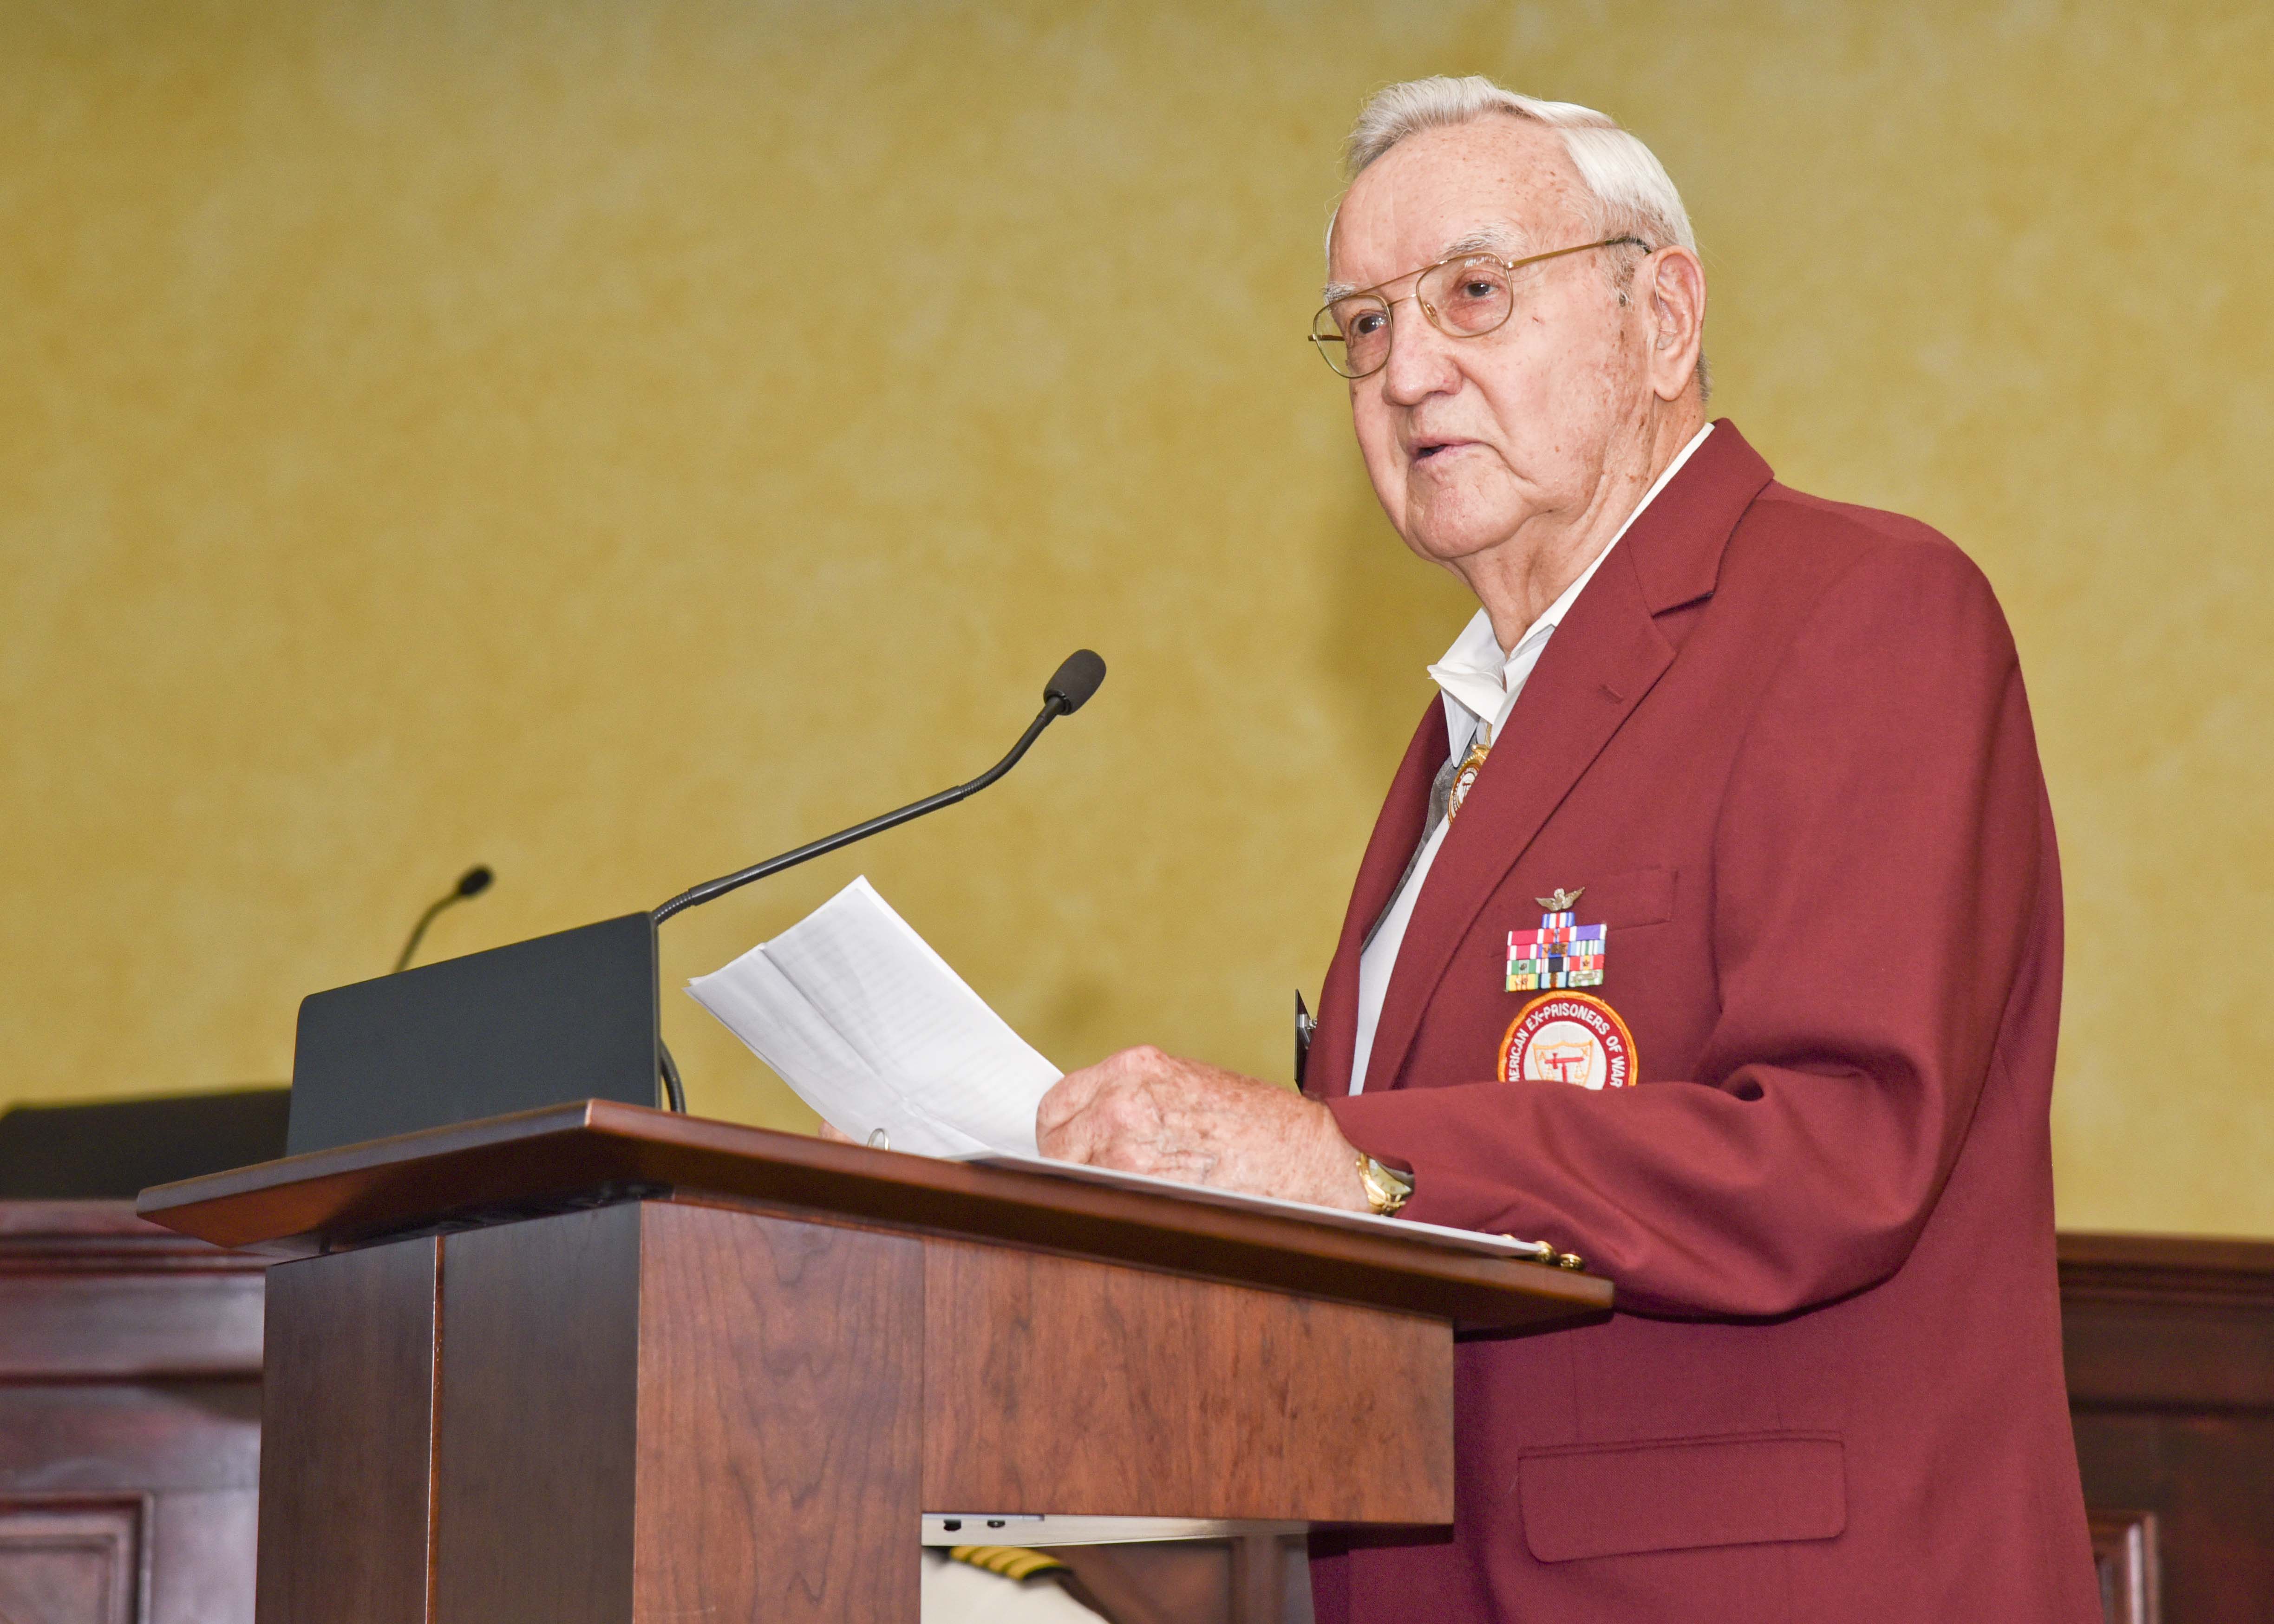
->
[1326, 76, 1711, 398]
[1338, 75, 1696, 258]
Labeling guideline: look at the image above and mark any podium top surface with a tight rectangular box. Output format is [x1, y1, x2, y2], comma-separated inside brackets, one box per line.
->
[137, 1101, 1610, 1334]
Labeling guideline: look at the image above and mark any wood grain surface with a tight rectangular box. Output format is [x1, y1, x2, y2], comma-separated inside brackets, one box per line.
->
[0, 1201, 264, 1382]
[0, 1498, 140, 1624]
[0, 1202, 262, 1624]
[256, 1238, 437, 1624]
[433, 1206, 640, 1624]
[921, 1237, 1452, 1525]
[0, 1386, 259, 1516]
[2086, 1509, 2160, 1624]
[137, 1101, 1609, 1334]
[2060, 1231, 2274, 1624]
[0, 1201, 243, 1244]
[2059, 1230, 2274, 1409]
[634, 1202, 924, 1623]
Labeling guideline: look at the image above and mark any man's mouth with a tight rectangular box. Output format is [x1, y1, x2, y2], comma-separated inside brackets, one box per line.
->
[1411, 437, 1471, 463]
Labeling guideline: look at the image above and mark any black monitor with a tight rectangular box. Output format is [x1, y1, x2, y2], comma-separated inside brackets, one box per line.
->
[286, 912, 661, 1157]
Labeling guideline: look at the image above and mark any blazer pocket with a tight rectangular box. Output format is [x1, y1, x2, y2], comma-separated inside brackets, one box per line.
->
[1518, 1431, 1845, 1563]
[1579, 865, 1678, 930]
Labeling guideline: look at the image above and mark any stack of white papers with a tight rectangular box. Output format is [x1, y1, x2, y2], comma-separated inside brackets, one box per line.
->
[686, 877, 1060, 1156]
[689, 878, 1562, 1264]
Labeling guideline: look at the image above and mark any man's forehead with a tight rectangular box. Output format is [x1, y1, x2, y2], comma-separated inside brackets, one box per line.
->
[1328, 119, 1584, 286]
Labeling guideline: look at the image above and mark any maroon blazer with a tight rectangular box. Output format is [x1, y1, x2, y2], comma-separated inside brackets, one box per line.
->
[1309, 424, 2100, 1623]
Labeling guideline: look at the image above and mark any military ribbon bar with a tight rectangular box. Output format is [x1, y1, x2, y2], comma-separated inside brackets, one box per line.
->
[1507, 906, 1607, 992]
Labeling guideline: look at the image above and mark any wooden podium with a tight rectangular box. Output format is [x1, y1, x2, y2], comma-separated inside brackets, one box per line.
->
[139, 1101, 1610, 1624]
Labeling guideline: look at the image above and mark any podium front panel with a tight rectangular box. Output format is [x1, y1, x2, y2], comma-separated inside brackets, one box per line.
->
[255, 1239, 438, 1624]
[632, 1201, 925, 1624]
[252, 1197, 1465, 1623]
[923, 1236, 1452, 1523]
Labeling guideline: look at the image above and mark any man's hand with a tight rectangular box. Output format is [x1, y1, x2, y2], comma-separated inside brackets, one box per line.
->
[1036, 1046, 1372, 1211]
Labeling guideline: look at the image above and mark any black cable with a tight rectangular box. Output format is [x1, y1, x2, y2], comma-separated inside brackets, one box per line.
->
[658, 1039, 687, 1114]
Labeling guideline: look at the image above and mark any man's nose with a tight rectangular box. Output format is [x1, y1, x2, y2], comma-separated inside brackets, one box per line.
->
[1377, 301, 1462, 404]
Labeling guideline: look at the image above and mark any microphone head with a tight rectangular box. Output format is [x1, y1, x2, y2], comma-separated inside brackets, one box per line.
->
[455, 865, 494, 899]
[1044, 649, 1107, 714]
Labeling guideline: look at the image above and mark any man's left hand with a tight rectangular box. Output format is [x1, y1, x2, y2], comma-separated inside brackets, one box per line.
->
[1036, 1046, 1372, 1211]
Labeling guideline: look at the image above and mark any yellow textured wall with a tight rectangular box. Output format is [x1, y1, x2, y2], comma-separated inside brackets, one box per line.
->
[4, 2, 2268, 1234]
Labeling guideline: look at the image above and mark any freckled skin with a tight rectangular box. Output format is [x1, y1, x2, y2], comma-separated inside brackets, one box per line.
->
[1028, 114, 1710, 1208]
[1035, 1047, 1365, 1205]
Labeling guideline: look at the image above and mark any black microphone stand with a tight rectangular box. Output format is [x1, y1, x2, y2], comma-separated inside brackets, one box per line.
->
[393, 866, 495, 974]
[651, 697, 1069, 927]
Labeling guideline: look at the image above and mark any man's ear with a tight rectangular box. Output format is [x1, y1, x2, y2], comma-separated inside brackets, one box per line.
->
[1644, 247, 1707, 403]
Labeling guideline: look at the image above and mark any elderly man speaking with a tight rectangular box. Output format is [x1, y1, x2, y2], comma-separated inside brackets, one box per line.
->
[1036, 76, 2101, 1622]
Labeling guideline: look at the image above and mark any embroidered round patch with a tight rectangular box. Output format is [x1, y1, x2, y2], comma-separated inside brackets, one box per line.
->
[1496, 993, 1638, 1090]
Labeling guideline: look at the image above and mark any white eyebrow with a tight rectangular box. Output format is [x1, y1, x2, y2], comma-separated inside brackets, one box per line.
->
[1441, 225, 1526, 258]
[1320, 224, 1529, 303]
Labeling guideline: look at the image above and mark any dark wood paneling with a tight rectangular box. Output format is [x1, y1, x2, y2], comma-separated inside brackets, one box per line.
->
[2071, 1415, 2274, 1624]
[0, 1202, 245, 1250]
[0, 1385, 259, 1498]
[0, 1499, 140, 1624]
[2061, 1232, 2274, 1624]
[0, 1202, 264, 1381]
[433, 1206, 641, 1624]
[139, 1102, 1609, 1334]
[256, 1239, 438, 1624]
[0, 1203, 263, 1624]
[2087, 1510, 2160, 1624]
[0, 1277, 266, 1382]
[923, 1236, 1452, 1524]
[0, 1488, 260, 1624]
[145, 1489, 256, 1624]
[2062, 1233, 2274, 1409]
[633, 1201, 924, 1623]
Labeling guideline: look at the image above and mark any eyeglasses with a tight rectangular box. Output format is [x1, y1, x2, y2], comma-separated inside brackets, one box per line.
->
[1308, 236, 1647, 379]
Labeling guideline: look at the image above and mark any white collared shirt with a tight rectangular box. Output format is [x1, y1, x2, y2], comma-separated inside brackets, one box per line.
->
[1346, 424, 1712, 1095]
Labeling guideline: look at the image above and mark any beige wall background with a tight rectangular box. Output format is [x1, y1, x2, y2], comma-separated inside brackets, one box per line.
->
[4, 1, 2268, 1234]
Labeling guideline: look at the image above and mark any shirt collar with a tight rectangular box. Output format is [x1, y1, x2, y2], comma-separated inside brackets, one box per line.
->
[1425, 423, 1714, 731]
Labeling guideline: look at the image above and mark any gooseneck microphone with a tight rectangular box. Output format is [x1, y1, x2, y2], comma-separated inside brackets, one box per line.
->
[392, 865, 495, 974]
[650, 650, 1106, 928]
[645, 651, 1102, 1115]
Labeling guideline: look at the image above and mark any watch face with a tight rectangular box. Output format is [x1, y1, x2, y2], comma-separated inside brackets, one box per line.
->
[1360, 1157, 1411, 1213]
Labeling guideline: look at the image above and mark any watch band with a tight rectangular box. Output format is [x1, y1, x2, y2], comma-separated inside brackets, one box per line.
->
[1355, 1154, 1414, 1215]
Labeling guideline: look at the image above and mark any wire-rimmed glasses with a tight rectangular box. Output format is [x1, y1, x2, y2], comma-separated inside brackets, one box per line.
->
[1308, 235, 1647, 379]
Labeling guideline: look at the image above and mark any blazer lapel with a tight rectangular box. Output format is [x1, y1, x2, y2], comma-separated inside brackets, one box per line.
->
[1308, 698, 1444, 1099]
[1358, 421, 1775, 1093]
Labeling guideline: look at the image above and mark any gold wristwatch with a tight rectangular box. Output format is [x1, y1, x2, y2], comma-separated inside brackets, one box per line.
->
[1355, 1154, 1415, 1215]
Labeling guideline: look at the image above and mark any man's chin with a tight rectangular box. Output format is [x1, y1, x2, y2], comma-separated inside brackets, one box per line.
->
[1398, 507, 1525, 568]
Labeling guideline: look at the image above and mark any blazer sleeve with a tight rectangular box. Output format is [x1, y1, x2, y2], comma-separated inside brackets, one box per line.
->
[1326, 538, 2055, 1319]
